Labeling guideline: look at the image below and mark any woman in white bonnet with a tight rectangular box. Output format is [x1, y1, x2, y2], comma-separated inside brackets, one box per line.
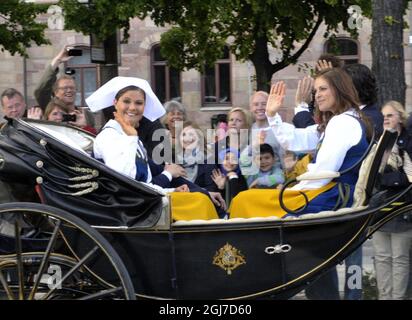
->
[88, 77, 226, 212]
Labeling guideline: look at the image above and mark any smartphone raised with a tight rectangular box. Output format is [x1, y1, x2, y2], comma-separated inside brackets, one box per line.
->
[67, 48, 82, 56]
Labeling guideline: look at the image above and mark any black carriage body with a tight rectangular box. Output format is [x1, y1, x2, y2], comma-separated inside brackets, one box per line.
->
[1, 118, 410, 300]
[87, 210, 373, 300]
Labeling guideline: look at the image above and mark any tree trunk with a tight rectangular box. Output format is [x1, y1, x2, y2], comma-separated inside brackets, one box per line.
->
[371, 0, 406, 107]
[250, 17, 322, 93]
[99, 32, 119, 123]
[250, 35, 273, 92]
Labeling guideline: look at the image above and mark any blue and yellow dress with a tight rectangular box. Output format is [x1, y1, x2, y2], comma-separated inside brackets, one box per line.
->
[229, 111, 368, 218]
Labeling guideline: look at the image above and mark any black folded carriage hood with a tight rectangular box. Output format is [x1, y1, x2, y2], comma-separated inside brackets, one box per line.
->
[0, 118, 164, 228]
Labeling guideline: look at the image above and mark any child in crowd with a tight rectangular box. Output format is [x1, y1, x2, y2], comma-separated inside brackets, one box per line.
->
[283, 150, 313, 182]
[211, 148, 248, 206]
[246, 143, 284, 188]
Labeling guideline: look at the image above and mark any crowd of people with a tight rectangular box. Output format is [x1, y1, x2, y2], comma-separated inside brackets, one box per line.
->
[1, 46, 411, 300]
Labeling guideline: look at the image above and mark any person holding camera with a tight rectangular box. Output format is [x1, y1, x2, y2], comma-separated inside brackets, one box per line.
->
[34, 45, 96, 132]
[43, 98, 70, 122]
[372, 100, 412, 300]
[42, 97, 96, 134]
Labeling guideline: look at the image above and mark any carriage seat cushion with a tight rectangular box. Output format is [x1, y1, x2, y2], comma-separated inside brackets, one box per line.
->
[170, 192, 219, 221]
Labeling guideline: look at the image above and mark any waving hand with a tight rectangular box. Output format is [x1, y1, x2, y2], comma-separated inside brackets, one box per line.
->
[266, 81, 286, 117]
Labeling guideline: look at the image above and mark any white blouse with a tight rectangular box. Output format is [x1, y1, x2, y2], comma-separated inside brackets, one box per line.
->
[94, 120, 152, 181]
[267, 109, 363, 190]
[93, 120, 173, 194]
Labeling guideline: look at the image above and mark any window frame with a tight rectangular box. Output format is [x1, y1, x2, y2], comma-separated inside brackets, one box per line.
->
[150, 43, 182, 103]
[64, 45, 100, 107]
[324, 37, 360, 65]
[201, 46, 232, 107]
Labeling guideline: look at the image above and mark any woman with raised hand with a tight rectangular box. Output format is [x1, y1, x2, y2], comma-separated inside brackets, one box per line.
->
[230, 68, 371, 218]
[92, 80, 187, 193]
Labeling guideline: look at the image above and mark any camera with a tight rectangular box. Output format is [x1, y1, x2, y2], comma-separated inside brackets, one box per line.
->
[62, 114, 77, 122]
[67, 48, 82, 56]
[65, 67, 76, 76]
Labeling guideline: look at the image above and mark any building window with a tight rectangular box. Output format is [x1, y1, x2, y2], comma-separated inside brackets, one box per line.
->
[325, 38, 359, 65]
[202, 46, 232, 105]
[151, 44, 181, 103]
[65, 46, 99, 107]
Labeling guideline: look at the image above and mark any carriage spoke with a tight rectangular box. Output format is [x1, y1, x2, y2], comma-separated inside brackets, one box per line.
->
[42, 245, 100, 300]
[77, 287, 123, 300]
[14, 219, 25, 300]
[28, 220, 62, 300]
[0, 269, 15, 300]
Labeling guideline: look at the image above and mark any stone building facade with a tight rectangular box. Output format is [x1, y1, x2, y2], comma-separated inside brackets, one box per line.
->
[1, 4, 412, 129]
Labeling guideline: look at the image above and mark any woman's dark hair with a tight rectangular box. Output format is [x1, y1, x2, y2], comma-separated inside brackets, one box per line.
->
[100, 85, 146, 122]
[314, 68, 373, 139]
[114, 85, 146, 101]
[343, 63, 378, 106]
[316, 68, 360, 114]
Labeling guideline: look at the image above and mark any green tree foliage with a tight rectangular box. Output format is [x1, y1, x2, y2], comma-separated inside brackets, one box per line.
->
[60, 0, 147, 42]
[60, 0, 372, 91]
[0, 0, 49, 56]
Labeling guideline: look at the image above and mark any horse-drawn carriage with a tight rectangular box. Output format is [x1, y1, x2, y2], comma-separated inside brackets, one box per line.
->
[0, 117, 410, 300]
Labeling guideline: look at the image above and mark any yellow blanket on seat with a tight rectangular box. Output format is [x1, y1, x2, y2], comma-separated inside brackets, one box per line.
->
[229, 182, 336, 219]
[170, 192, 219, 221]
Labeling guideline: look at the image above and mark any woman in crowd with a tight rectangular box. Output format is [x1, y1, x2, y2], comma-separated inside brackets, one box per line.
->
[44, 97, 97, 134]
[214, 107, 252, 164]
[163, 100, 186, 160]
[373, 100, 412, 300]
[43, 98, 70, 122]
[175, 121, 219, 192]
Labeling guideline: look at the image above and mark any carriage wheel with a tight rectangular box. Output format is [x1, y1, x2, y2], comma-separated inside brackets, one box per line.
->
[0, 202, 135, 300]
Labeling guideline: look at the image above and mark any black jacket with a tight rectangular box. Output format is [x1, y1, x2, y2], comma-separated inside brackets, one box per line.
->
[361, 103, 383, 140]
[379, 128, 412, 188]
[138, 117, 172, 162]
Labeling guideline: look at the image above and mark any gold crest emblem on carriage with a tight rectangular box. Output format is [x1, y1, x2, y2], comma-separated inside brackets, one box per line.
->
[213, 243, 246, 275]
